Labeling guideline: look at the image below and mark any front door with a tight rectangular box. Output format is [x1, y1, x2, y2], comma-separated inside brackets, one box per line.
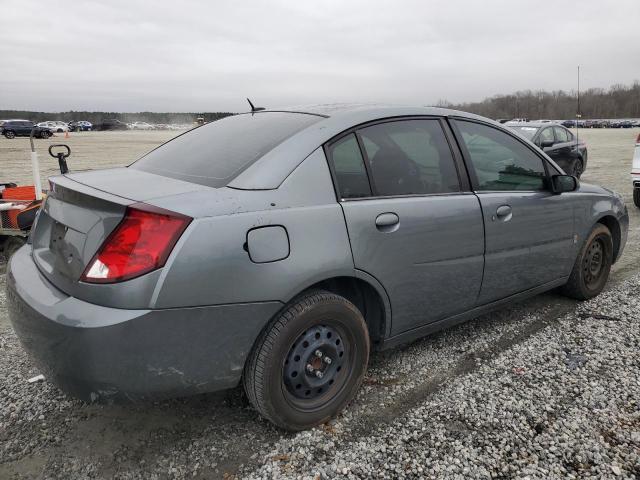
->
[452, 119, 575, 305]
[325, 118, 485, 335]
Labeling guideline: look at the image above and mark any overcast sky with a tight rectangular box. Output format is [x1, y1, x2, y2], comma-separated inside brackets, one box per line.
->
[1, 0, 638, 113]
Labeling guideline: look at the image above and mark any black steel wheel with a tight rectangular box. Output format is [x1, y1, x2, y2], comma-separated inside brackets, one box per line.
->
[4, 130, 15, 139]
[561, 223, 613, 300]
[283, 323, 351, 409]
[244, 290, 369, 431]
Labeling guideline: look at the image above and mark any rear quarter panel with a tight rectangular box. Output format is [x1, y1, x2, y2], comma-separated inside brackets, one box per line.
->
[151, 148, 356, 308]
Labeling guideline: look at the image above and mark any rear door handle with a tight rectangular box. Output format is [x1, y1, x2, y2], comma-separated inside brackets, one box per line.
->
[494, 205, 512, 221]
[375, 212, 399, 232]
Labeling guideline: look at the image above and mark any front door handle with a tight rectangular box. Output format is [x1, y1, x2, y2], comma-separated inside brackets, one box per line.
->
[375, 212, 400, 232]
[494, 205, 512, 221]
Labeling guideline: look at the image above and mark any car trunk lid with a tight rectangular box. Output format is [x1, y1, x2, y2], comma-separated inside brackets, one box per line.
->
[30, 168, 206, 300]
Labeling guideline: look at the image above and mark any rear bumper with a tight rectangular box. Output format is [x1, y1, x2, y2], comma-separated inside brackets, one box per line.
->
[6, 246, 282, 402]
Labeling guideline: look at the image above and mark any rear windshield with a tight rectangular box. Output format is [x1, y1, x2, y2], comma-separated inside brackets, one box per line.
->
[130, 112, 322, 187]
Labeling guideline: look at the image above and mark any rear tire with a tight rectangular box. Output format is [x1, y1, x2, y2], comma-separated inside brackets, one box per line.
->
[560, 224, 613, 300]
[243, 290, 370, 431]
[4, 130, 15, 139]
[634, 188, 640, 208]
[40, 130, 50, 139]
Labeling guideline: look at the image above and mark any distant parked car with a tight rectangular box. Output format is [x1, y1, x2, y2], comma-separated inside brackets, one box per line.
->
[561, 120, 577, 128]
[507, 122, 588, 177]
[1, 120, 51, 139]
[620, 120, 634, 129]
[632, 133, 640, 208]
[130, 121, 155, 130]
[68, 121, 92, 132]
[37, 121, 69, 133]
[95, 119, 129, 131]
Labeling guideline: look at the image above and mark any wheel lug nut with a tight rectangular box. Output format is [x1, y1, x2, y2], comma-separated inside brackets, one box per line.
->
[315, 371, 324, 378]
[314, 350, 323, 358]
[323, 357, 332, 364]
[306, 364, 314, 373]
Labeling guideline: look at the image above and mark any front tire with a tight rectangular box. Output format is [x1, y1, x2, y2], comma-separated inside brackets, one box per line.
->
[243, 290, 370, 431]
[634, 188, 640, 208]
[40, 130, 50, 139]
[4, 130, 16, 139]
[560, 224, 613, 300]
[570, 158, 584, 178]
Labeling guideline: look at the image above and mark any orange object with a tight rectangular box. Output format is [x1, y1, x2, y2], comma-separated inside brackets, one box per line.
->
[2, 186, 36, 201]
[65, 131, 70, 139]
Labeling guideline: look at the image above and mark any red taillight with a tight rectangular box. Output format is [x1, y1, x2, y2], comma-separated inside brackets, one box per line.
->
[81, 203, 191, 284]
[636, 133, 640, 144]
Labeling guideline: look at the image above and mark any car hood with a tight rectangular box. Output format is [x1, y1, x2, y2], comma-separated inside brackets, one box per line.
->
[578, 181, 617, 197]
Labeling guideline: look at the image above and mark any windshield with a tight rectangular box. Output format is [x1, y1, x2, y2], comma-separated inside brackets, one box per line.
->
[131, 112, 322, 188]
[509, 126, 539, 141]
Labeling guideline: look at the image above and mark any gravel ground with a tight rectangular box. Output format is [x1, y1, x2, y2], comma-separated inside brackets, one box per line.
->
[242, 275, 640, 479]
[1, 128, 639, 479]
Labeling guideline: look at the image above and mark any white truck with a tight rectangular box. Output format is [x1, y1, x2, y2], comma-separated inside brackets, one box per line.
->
[633, 132, 640, 208]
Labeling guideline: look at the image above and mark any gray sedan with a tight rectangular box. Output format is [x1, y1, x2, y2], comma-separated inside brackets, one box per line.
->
[7, 105, 628, 430]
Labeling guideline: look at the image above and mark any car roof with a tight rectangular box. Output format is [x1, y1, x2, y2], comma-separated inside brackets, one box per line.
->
[229, 104, 500, 190]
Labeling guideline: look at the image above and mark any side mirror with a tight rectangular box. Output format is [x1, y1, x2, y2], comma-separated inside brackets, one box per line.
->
[551, 174, 578, 194]
[540, 140, 555, 148]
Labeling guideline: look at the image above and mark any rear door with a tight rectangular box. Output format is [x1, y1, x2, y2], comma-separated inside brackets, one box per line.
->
[326, 118, 485, 335]
[452, 119, 575, 305]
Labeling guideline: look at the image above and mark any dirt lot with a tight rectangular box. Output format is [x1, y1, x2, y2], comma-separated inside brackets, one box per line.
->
[0, 128, 639, 479]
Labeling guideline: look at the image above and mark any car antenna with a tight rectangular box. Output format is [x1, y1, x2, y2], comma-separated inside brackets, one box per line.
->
[247, 98, 265, 113]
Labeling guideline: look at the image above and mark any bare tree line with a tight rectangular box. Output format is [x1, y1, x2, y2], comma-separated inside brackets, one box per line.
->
[438, 81, 640, 120]
[3, 82, 640, 123]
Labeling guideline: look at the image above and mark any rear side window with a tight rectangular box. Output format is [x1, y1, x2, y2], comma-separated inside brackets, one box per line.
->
[358, 119, 460, 196]
[455, 120, 547, 191]
[131, 112, 322, 187]
[327, 134, 372, 199]
[539, 127, 554, 145]
[554, 126, 570, 142]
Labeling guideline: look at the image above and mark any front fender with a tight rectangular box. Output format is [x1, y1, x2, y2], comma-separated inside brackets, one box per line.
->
[573, 183, 628, 263]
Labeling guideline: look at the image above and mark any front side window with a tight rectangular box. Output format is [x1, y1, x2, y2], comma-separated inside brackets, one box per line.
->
[455, 120, 547, 191]
[357, 119, 460, 196]
[327, 134, 371, 199]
